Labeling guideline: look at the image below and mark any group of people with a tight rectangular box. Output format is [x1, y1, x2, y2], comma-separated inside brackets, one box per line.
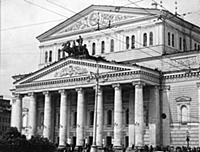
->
[57, 144, 200, 152]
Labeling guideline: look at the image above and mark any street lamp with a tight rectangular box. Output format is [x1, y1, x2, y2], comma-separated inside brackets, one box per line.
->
[89, 61, 100, 152]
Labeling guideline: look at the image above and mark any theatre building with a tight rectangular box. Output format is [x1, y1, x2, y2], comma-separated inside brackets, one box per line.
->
[11, 5, 200, 148]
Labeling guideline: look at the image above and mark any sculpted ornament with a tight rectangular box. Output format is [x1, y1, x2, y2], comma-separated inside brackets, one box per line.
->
[54, 65, 88, 77]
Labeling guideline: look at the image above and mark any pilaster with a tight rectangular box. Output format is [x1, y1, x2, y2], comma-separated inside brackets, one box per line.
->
[197, 83, 200, 147]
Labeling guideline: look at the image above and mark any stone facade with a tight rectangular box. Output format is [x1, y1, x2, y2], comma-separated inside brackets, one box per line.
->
[11, 5, 200, 148]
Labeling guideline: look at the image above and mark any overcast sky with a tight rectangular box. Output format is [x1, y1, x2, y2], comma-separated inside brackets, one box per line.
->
[1, 0, 200, 99]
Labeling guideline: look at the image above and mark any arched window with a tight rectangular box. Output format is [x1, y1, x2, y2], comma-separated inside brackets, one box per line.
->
[125, 109, 129, 125]
[89, 111, 94, 126]
[45, 51, 48, 63]
[172, 34, 175, 47]
[101, 41, 105, 54]
[92, 43, 96, 55]
[149, 32, 153, 46]
[49, 50, 52, 62]
[107, 110, 112, 125]
[126, 36, 130, 49]
[168, 32, 170, 46]
[181, 105, 188, 123]
[110, 39, 114, 52]
[179, 37, 182, 50]
[143, 33, 147, 47]
[131, 35, 135, 49]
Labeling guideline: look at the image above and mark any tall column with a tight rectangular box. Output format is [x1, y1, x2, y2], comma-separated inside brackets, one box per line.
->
[76, 88, 85, 147]
[161, 85, 170, 146]
[43, 91, 52, 140]
[134, 82, 144, 147]
[96, 87, 103, 147]
[28, 92, 37, 138]
[128, 88, 135, 148]
[113, 84, 123, 148]
[59, 89, 68, 147]
[149, 86, 161, 147]
[11, 93, 23, 132]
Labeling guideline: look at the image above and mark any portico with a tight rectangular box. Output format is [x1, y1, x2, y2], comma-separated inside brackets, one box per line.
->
[11, 57, 160, 148]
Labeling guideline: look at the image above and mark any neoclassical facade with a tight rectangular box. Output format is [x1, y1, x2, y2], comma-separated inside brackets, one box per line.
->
[11, 5, 200, 148]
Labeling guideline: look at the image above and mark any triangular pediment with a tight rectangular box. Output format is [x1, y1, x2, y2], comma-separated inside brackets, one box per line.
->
[15, 58, 138, 85]
[37, 5, 161, 42]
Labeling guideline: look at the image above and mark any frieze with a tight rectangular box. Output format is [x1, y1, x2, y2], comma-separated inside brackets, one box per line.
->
[54, 65, 88, 77]
[58, 11, 135, 34]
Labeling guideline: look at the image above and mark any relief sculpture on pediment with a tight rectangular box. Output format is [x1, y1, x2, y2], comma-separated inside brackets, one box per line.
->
[59, 12, 136, 34]
[54, 65, 88, 77]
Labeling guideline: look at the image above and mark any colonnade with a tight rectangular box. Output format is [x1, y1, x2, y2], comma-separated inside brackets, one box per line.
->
[11, 82, 160, 149]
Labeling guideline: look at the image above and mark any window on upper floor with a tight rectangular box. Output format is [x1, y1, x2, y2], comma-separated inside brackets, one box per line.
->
[89, 111, 94, 126]
[126, 36, 130, 49]
[92, 43, 96, 55]
[172, 34, 175, 47]
[107, 110, 112, 125]
[110, 39, 114, 52]
[101, 41, 105, 54]
[149, 32, 153, 46]
[183, 39, 187, 51]
[143, 33, 147, 47]
[179, 37, 182, 50]
[131, 35, 135, 49]
[49, 50, 52, 62]
[62, 49, 65, 58]
[58, 49, 61, 60]
[45, 51, 48, 63]
[168, 32, 170, 46]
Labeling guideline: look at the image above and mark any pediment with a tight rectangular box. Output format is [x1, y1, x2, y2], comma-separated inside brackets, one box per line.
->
[175, 96, 192, 102]
[16, 58, 135, 84]
[37, 5, 159, 42]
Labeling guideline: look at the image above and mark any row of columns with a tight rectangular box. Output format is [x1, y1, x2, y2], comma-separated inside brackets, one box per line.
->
[11, 82, 160, 149]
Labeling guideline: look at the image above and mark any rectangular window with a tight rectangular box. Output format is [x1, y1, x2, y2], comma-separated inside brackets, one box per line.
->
[131, 35, 135, 49]
[168, 32, 170, 46]
[101, 41, 105, 54]
[126, 36, 130, 49]
[179, 37, 182, 50]
[172, 34, 175, 47]
[92, 43, 96, 55]
[110, 39, 114, 52]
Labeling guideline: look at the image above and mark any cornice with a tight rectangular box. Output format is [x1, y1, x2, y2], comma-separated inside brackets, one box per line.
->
[15, 70, 160, 93]
[162, 71, 200, 83]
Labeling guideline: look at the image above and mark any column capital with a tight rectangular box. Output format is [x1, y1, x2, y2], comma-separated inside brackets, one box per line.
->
[132, 81, 145, 88]
[59, 89, 66, 95]
[28, 92, 36, 97]
[13, 93, 23, 99]
[75, 87, 83, 92]
[161, 85, 170, 91]
[112, 83, 121, 89]
[43, 91, 49, 95]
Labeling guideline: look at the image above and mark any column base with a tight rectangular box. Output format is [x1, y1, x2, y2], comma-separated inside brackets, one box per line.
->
[90, 145, 98, 152]
[134, 146, 144, 152]
[74, 146, 83, 152]
[113, 146, 124, 152]
[126, 147, 135, 152]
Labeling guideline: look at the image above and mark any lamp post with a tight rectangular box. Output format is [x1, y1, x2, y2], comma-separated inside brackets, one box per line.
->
[90, 62, 100, 152]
